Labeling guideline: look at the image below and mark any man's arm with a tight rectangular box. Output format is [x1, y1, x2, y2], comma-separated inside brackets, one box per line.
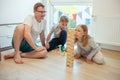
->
[40, 30, 45, 46]
[45, 31, 52, 49]
[24, 24, 37, 50]
[46, 31, 52, 43]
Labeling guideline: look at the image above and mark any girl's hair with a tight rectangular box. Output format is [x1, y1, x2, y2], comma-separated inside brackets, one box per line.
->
[59, 16, 69, 22]
[75, 24, 91, 47]
[34, 2, 45, 11]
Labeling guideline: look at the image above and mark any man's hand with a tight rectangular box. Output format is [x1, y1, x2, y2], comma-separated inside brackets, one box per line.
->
[35, 46, 45, 52]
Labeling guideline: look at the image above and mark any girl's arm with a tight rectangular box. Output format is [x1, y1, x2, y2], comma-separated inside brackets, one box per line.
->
[87, 38, 100, 60]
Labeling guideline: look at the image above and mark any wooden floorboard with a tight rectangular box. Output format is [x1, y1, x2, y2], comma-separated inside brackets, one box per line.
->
[0, 49, 120, 80]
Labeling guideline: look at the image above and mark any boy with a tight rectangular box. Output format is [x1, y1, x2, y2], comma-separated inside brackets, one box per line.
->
[45, 16, 69, 51]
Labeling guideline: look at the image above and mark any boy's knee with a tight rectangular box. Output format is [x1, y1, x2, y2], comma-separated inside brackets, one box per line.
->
[61, 30, 67, 35]
[60, 30, 67, 44]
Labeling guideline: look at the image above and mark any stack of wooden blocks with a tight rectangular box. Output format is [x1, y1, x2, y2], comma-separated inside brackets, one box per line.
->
[66, 28, 75, 70]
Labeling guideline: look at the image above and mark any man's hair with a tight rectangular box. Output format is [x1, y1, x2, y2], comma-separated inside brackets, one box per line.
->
[34, 2, 45, 11]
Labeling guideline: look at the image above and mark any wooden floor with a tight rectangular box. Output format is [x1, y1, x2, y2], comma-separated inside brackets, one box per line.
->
[0, 48, 120, 80]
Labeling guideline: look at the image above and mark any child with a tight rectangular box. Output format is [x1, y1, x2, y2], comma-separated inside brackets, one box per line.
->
[74, 24, 104, 64]
[45, 16, 69, 51]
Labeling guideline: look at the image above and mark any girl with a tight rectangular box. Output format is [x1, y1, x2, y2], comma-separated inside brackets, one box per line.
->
[74, 24, 104, 64]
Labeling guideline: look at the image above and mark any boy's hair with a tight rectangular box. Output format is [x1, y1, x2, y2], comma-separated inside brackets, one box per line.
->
[59, 16, 69, 22]
[34, 2, 45, 11]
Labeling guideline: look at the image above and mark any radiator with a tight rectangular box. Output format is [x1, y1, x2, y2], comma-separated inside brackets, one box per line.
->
[91, 16, 120, 46]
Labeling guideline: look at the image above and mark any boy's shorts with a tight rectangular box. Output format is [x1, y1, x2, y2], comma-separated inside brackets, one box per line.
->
[12, 38, 34, 52]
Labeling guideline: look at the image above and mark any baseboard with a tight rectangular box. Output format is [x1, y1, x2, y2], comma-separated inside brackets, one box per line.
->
[99, 43, 120, 51]
[0, 46, 13, 52]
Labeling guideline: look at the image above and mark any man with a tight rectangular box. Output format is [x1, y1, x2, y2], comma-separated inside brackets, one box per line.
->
[4, 2, 47, 64]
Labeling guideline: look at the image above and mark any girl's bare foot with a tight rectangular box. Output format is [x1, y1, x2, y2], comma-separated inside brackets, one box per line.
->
[14, 53, 23, 64]
[86, 59, 93, 64]
[74, 54, 80, 59]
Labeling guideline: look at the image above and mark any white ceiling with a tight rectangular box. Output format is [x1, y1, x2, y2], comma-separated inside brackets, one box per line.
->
[49, 0, 93, 5]
[50, 0, 92, 3]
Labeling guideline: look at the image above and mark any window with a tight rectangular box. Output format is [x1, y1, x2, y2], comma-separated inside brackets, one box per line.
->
[52, 5, 92, 33]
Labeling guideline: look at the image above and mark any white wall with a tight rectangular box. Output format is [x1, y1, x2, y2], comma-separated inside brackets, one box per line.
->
[92, 0, 120, 17]
[91, 0, 120, 51]
[0, 0, 44, 47]
[0, 0, 42, 24]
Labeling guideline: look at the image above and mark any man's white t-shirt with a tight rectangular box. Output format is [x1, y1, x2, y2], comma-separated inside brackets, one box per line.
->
[23, 15, 46, 43]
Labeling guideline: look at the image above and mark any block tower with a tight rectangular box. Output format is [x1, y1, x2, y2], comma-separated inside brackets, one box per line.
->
[66, 28, 75, 70]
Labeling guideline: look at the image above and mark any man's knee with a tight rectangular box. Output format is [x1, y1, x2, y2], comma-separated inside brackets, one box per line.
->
[15, 24, 25, 32]
[39, 49, 47, 58]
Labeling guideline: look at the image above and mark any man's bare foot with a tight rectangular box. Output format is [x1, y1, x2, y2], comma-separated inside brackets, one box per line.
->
[0, 53, 1, 61]
[0, 53, 14, 61]
[14, 53, 23, 64]
[4, 53, 14, 59]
